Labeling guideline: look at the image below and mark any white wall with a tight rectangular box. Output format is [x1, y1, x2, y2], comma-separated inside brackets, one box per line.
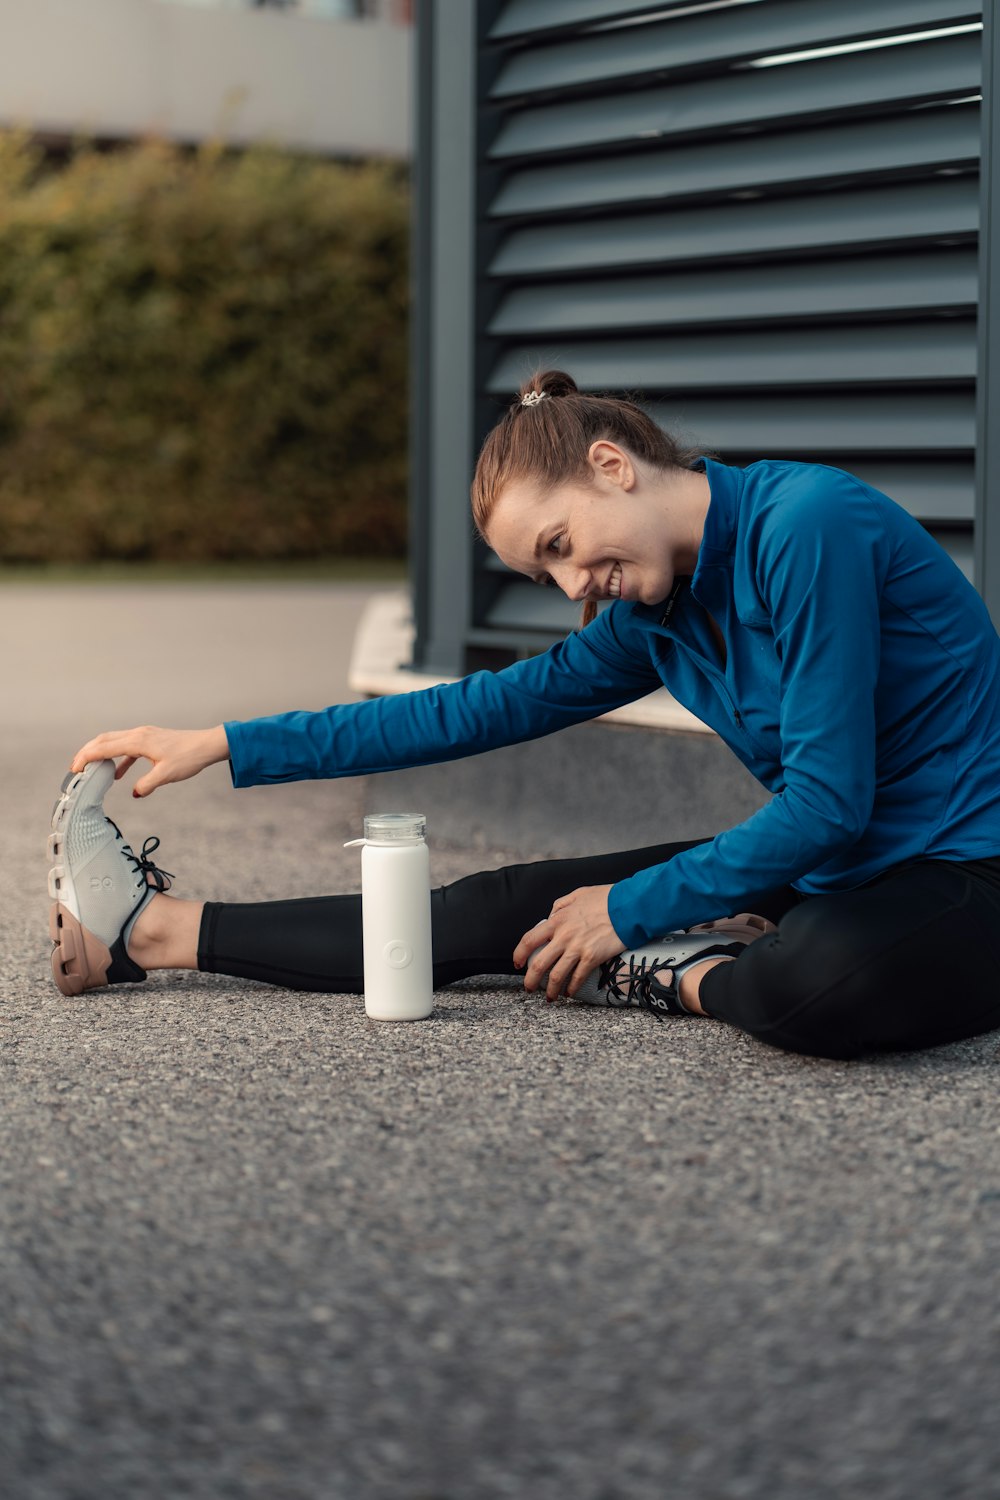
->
[0, 0, 411, 157]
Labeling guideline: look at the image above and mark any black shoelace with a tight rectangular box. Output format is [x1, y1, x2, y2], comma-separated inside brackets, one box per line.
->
[107, 818, 174, 894]
[597, 952, 675, 1019]
[601, 940, 747, 1019]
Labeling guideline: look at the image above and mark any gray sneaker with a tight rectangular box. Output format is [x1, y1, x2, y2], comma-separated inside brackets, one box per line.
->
[47, 759, 174, 996]
[574, 913, 777, 1017]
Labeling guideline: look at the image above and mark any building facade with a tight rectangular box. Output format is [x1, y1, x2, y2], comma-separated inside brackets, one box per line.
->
[0, 0, 412, 158]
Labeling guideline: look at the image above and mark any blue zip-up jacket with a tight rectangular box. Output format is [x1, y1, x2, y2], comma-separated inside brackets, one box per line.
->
[225, 458, 1000, 949]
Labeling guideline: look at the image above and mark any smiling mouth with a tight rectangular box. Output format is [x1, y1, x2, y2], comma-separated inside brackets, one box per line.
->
[607, 562, 622, 599]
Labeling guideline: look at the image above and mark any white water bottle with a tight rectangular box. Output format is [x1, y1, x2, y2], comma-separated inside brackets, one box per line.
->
[345, 813, 433, 1021]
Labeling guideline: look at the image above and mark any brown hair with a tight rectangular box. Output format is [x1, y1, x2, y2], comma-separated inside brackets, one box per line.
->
[471, 368, 706, 627]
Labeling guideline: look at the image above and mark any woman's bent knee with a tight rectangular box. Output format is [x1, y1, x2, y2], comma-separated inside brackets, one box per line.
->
[702, 877, 1000, 1059]
[700, 906, 872, 1059]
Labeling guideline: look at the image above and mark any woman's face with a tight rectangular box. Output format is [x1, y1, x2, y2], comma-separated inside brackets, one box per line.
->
[486, 445, 678, 608]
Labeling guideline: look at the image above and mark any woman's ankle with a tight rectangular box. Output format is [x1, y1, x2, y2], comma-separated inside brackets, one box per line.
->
[128, 893, 203, 971]
[678, 954, 735, 1014]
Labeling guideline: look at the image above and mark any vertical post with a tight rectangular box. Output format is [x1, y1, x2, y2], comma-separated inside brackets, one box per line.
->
[409, 0, 477, 676]
[408, 0, 434, 667]
[975, 3, 1000, 623]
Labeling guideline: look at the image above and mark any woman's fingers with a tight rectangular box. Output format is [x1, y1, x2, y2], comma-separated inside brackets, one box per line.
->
[512, 918, 552, 971]
[523, 939, 563, 996]
[516, 887, 625, 1002]
[71, 729, 149, 774]
[113, 756, 137, 780]
[517, 934, 574, 993]
[543, 951, 582, 1002]
[562, 955, 599, 1001]
[516, 916, 591, 993]
[133, 758, 171, 797]
[527, 945, 589, 1001]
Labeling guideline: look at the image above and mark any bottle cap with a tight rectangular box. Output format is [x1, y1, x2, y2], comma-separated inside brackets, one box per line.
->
[362, 812, 426, 845]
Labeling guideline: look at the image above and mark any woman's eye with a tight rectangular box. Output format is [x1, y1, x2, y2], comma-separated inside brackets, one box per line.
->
[539, 573, 553, 588]
[547, 534, 564, 555]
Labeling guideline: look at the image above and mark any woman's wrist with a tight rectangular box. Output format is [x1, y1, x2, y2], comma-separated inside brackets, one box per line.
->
[205, 724, 232, 767]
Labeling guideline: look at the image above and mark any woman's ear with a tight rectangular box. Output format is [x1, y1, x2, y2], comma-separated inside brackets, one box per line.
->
[588, 440, 634, 492]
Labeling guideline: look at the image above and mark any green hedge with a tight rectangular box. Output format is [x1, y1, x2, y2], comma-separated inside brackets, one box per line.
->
[0, 134, 409, 562]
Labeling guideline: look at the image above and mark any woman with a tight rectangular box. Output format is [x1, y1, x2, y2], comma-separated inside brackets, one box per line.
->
[49, 371, 1000, 1059]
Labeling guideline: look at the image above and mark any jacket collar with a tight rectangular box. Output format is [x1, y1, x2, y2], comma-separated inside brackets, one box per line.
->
[631, 457, 741, 628]
[693, 456, 739, 570]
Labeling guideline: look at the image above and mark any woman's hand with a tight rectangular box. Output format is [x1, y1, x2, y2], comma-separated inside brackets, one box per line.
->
[70, 724, 231, 798]
[513, 883, 624, 1001]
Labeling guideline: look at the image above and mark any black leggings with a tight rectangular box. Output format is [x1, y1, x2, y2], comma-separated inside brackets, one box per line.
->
[197, 839, 1000, 1061]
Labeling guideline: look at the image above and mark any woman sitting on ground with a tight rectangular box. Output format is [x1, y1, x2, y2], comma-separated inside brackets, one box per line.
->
[48, 370, 1000, 1060]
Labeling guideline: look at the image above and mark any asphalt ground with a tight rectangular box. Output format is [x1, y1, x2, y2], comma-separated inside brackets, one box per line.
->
[2, 581, 1000, 1500]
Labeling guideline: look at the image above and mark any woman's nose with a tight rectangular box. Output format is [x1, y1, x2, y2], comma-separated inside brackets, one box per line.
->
[564, 566, 592, 602]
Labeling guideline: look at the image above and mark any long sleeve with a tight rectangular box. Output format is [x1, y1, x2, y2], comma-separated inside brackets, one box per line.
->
[608, 473, 890, 947]
[225, 603, 663, 787]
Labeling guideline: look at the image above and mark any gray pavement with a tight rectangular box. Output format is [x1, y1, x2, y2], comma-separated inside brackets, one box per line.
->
[2, 581, 1000, 1500]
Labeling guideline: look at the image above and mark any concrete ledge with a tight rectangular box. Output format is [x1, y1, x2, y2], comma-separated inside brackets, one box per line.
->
[350, 593, 768, 857]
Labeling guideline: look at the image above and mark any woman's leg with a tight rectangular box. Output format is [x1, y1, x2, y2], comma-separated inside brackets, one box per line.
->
[186, 837, 800, 993]
[125, 848, 1000, 1059]
[698, 859, 1000, 1059]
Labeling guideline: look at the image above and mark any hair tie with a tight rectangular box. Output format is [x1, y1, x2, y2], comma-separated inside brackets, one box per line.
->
[521, 390, 548, 408]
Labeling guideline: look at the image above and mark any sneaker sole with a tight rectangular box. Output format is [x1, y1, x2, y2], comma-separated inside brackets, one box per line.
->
[689, 912, 778, 943]
[49, 902, 114, 997]
[48, 760, 117, 995]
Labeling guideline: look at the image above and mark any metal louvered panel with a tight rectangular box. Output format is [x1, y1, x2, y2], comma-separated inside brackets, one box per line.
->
[410, 1, 992, 675]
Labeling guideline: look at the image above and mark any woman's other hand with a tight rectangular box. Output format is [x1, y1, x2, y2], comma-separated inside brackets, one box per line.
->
[513, 883, 624, 1001]
[70, 725, 231, 798]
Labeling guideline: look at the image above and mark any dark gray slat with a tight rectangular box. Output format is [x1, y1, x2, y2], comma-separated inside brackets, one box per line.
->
[478, 525, 975, 633]
[489, 0, 711, 43]
[826, 460, 974, 521]
[480, 551, 516, 574]
[641, 393, 974, 452]
[476, 504, 971, 645]
[475, 529, 974, 643]
[474, 529, 975, 634]
[489, 323, 976, 394]
[491, 0, 982, 100]
[479, 578, 581, 632]
[930, 528, 974, 579]
[489, 106, 980, 219]
[488, 31, 981, 160]
[487, 251, 978, 337]
[472, 455, 974, 525]
[465, 625, 576, 655]
[488, 178, 979, 277]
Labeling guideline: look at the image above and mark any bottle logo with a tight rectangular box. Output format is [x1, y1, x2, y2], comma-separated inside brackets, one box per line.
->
[384, 940, 413, 969]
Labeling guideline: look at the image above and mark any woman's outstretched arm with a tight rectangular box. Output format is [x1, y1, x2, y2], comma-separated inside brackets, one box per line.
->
[224, 609, 660, 789]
